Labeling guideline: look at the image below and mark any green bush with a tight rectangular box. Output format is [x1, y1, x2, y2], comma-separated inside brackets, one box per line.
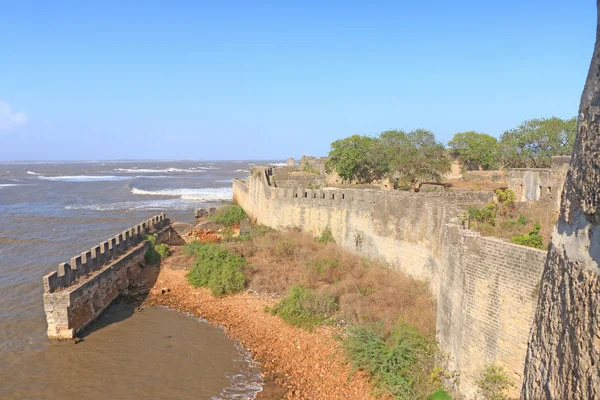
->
[210, 205, 248, 227]
[186, 243, 247, 297]
[475, 364, 514, 400]
[512, 222, 544, 249]
[316, 227, 336, 244]
[155, 243, 169, 259]
[142, 233, 169, 263]
[342, 323, 447, 399]
[269, 286, 337, 330]
[467, 204, 497, 226]
[183, 240, 204, 256]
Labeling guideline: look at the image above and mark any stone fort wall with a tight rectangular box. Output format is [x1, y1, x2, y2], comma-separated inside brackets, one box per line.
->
[42, 214, 173, 340]
[233, 168, 547, 397]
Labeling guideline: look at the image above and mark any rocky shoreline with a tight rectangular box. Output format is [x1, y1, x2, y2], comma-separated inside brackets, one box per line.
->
[143, 247, 374, 400]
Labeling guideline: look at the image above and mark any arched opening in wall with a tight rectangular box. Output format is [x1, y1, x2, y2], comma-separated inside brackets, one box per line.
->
[536, 185, 542, 200]
[313, 193, 316, 198]
[547, 187, 551, 194]
[304, 192, 307, 198]
[294, 193, 298, 198]
[322, 193, 325, 199]
[342, 193, 345, 199]
[332, 194, 335, 199]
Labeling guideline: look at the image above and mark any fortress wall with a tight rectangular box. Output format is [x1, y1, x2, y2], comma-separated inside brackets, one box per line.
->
[42, 214, 173, 339]
[439, 223, 546, 397]
[235, 169, 546, 396]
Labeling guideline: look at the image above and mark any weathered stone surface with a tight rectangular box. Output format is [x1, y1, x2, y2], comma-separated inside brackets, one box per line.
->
[521, 4, 600, 398]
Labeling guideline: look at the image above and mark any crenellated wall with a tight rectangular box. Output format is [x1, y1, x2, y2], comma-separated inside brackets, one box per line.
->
[234, 167, 547, 397]
[42, 214, 173, 339]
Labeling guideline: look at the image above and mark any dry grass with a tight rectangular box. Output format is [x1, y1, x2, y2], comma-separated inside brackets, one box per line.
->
[225, 229, 436, 335]
[468, 198, 558, 247]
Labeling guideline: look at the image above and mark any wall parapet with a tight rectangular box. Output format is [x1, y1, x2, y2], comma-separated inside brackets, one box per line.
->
[42, 213, 168, 294]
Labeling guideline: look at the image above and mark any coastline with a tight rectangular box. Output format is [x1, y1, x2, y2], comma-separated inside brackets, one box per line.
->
[143, 248, 374, 400]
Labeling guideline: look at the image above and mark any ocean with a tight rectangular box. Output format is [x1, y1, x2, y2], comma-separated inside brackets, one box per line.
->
[0, 160, 284, 399]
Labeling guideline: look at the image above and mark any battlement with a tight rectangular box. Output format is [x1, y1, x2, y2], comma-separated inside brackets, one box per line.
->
[42, 213, 169, 294]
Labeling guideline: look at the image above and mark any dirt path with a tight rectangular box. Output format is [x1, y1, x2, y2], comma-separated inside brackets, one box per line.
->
[143, 250, 374, 400]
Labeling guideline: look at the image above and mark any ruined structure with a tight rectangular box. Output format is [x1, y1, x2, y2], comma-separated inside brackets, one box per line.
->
[233, 169, 548, 397]
[507, 156, 571, 205]
[522, 3, 600, 398]
[42, 214, 173, 339]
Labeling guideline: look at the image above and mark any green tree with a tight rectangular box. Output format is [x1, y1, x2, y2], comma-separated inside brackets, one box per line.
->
[499, 117, 576, 168]
[325, 135, 388, 183]
[448, 131, 499, 170]
[382, 129, 451, 191]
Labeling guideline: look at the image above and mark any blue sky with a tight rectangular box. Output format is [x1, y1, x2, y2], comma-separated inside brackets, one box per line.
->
[0, 1, 595, 160]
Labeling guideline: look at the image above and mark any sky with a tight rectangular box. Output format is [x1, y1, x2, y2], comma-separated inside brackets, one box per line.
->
[0, 1, 596, 161]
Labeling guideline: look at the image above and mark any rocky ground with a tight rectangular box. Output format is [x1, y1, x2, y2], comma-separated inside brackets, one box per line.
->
[142, 246, 374, 400]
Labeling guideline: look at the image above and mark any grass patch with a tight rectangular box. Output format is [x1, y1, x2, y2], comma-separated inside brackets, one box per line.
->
[143, 233, 169, 263]
[268, 285, 337, 330]
[316, 226, 335, 244]
[342, 323, 449, 399]
[210, 205, 247, 227]
[186, 242, 246, 297]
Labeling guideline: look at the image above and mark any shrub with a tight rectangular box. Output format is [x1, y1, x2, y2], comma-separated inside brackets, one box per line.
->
[467, 203, 497, 226]
[211, 205, 247, 227]
[183, 240, 204, 256]
[512, 222, 544, 249]
[495, 189, 516, 217]
[342, 323, 447, 399]
[475, 364, 514, 400]
[155, 243, 169, 259]
[316, 227, 335, 244]
[269, 286, 337, 330]
[142, 233, 168, 263]
[186, 243, 247, 297]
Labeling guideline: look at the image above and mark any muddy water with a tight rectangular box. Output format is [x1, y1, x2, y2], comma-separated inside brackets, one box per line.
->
[0, 160, 282, 399]
[1, 305, 262, 399]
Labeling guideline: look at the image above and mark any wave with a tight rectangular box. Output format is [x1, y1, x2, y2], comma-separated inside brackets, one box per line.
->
[114, 168, 205, 173]
[0, 184, 23, 188]
[64, 198, 224, 211]
[235, 169, 250, 173]
[38, 175, 134, 182]
[130, 187, 232, 201]
[270, 162, 288, 166]
[26, 171, 38, 175]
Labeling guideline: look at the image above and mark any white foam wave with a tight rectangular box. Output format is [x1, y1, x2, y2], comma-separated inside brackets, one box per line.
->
[270, 162, 287, 166]
[131, 187, 232, 201]
[0, 184, 23, 188]
[235, 169, 250, 173]
[114, 167, 205, 173]
[26, 171, 38, 175]
[64, 198, 224, 211]
[38, 175, 134, 182]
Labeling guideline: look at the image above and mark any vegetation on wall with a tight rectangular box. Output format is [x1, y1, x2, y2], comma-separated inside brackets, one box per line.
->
[142, 233, 169, 264]
[511, 222, 544, 249]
